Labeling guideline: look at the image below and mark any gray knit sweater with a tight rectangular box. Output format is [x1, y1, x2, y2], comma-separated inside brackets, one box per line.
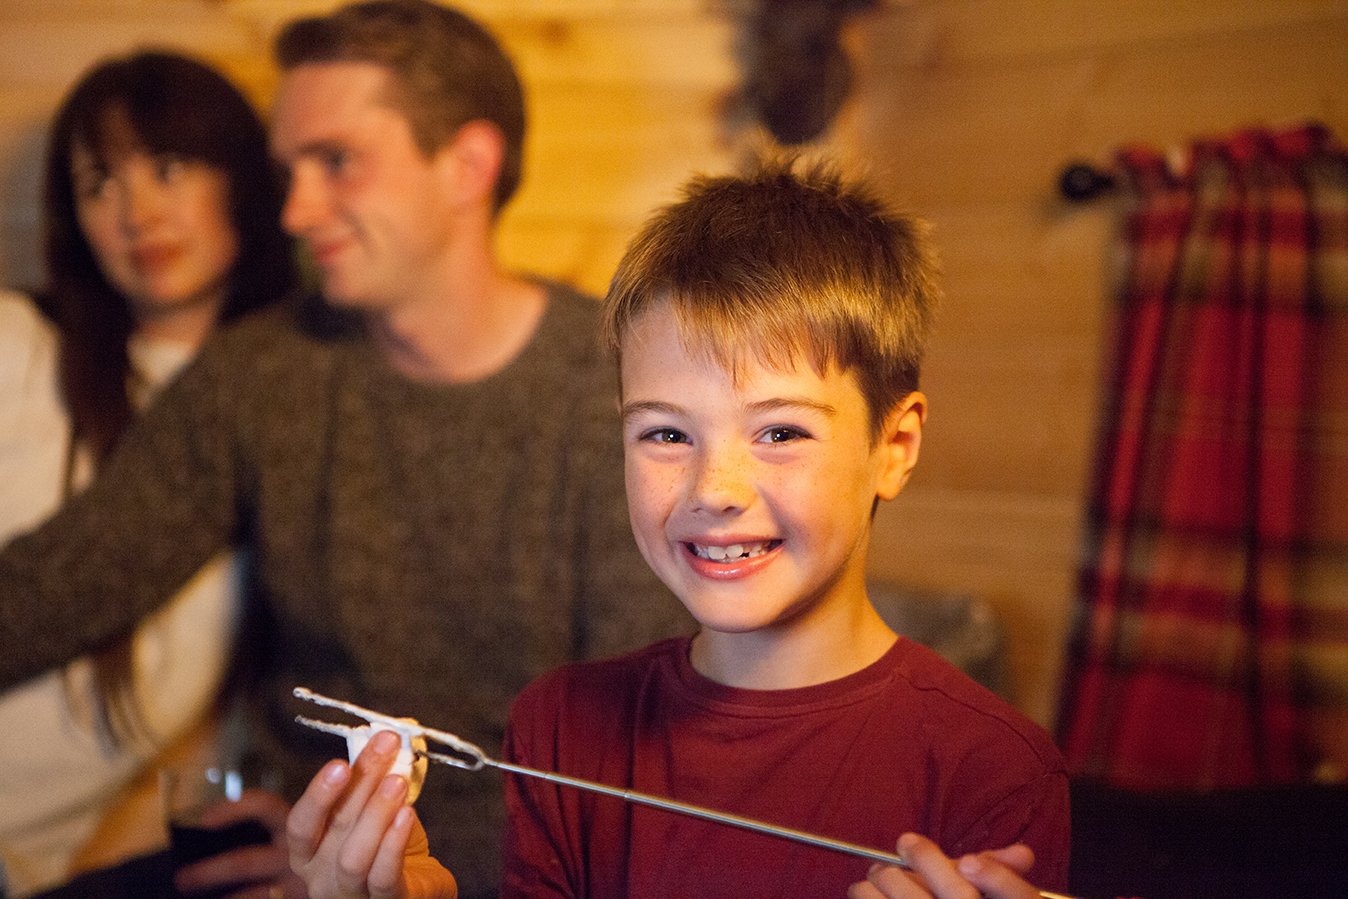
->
[0, 283, 689, 895]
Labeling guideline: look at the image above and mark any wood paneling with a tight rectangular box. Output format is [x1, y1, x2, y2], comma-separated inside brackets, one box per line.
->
[868, 485, 1083, 726]
[0, 1, 744, 295]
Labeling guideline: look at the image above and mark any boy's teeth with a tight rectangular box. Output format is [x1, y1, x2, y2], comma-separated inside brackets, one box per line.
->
[694, 541, 772, 562]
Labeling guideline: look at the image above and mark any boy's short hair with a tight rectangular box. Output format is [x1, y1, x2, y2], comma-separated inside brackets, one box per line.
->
[603, 158, 939, 437]
[275, 0, 525, 212]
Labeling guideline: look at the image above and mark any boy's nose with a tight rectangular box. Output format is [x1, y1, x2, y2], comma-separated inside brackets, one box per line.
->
[689, 447, 754, 515]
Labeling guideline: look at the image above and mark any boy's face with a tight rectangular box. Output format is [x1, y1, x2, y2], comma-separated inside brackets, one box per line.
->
[619, 302, 923, 637]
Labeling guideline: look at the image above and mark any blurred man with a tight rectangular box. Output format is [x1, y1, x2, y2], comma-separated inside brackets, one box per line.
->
[0, 3, 687, 896]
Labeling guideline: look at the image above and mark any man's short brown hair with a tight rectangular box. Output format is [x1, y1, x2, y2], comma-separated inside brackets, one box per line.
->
[275, 0, 525, 212]
[603, 158, 939, 437]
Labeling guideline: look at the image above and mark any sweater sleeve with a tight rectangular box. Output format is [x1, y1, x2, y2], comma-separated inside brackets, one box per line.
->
[0, 334, 245, 689]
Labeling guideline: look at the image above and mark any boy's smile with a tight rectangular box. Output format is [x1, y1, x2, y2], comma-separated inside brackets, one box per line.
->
[619, 302, 925, 684]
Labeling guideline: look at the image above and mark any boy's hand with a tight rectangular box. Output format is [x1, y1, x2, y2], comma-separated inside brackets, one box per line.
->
[286, 729, 457, 899]
[847, 833, 1039, 899]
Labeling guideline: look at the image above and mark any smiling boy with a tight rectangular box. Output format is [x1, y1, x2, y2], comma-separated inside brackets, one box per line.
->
[496, 160, 1070, 896]
[286, 160, 1069, 898]
[615, 292, 917, 690]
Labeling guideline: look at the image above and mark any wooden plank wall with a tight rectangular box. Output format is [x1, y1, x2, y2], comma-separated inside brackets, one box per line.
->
[0, 0, 1345, 730]
[842, 0, 1348, 727]
[0, 0, 747, 295]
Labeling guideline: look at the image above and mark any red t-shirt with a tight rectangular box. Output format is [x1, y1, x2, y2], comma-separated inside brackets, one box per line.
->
[501, 636, 1069, 897]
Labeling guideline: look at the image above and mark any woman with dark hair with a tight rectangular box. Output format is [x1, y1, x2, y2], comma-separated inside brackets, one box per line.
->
[0, 50, 298, 896]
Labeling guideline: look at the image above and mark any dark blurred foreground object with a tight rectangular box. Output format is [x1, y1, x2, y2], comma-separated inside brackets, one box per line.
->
[744, 0, 878, 144]
[1070, 780, 1348, 899]
[28, 849, 173, 898]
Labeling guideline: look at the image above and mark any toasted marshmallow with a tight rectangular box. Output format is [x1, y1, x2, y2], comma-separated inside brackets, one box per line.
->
[344, 718, 429, 804]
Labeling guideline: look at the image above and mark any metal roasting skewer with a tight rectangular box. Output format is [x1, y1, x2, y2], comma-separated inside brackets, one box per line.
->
[292, 687, 1075, 899]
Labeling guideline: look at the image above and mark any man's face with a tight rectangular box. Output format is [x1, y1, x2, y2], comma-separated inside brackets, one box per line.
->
[271, 62, 457, 310]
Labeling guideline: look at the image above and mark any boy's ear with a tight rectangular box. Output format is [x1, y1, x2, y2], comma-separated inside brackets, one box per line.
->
[434, 119, 505, 209]
[875, 391, 926, 501]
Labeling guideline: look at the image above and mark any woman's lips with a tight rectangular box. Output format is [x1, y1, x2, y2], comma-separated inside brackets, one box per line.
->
[131, 243, 183, 272]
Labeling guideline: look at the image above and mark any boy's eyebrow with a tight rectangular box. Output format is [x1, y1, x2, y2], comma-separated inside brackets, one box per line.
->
[621, 397, 839, 421]
[621, 400, 683, 422]
[745, 396, 839, 418]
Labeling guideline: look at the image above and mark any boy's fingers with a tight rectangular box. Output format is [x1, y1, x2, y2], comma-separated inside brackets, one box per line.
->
[287, 759, 350, 863]
[958, 851, 1042, 899]
[895, 833, 980, 899]
[847, 880, 885, 899]
[981, 843, 1035, 875]
[858, 856, 925, 898]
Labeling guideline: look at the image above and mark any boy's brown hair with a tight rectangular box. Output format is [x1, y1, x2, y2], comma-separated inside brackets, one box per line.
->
[275, 0, 525, 213]
[603, 158, 939, 438]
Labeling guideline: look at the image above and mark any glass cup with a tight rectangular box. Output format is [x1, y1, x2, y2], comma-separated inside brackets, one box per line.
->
[161, 765, 273, 898]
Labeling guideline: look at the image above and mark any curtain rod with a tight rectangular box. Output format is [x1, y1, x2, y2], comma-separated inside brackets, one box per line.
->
[1058, 161, 1115, 202]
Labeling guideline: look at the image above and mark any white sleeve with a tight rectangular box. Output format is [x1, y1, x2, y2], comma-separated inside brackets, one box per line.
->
[0, 290, 72, 543]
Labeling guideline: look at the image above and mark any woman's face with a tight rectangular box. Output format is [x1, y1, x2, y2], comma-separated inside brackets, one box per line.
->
[71, 126, 239, 340]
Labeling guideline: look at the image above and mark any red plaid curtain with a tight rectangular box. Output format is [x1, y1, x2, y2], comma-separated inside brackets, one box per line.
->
[1057, 124, 1348, 789]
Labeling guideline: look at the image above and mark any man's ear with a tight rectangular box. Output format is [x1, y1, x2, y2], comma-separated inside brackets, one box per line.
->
[435, 119, 506, 209]
[875, 391, 926, 501]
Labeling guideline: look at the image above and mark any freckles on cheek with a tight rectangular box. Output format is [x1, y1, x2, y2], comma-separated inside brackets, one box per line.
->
[627, 466, 681, 517]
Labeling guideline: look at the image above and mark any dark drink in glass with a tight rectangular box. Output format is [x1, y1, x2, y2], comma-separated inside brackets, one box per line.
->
[163, 763, 275, 898]
[168, 816, 271, 898]
[170, 816, 271, 864]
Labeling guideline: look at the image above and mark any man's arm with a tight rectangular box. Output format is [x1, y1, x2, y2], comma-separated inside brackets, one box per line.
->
[0, 342, 244, 688]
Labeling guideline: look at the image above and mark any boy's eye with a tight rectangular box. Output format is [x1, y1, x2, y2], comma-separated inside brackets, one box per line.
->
[758, 426, 808, 444]
[640, 427, 689, 445]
